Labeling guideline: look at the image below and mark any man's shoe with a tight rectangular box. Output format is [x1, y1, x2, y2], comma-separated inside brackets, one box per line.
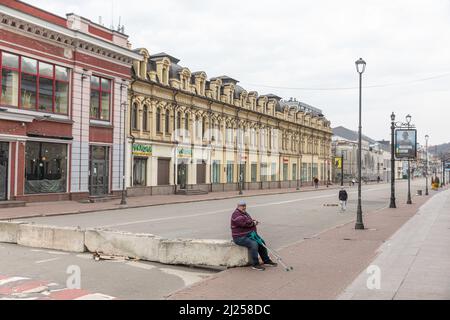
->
[251, 264, 265, 271]
[264, 261, 278, 267]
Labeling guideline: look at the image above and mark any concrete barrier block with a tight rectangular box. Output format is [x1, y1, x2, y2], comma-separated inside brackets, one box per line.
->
[17, 224, 86, 252]
[159, 239, 250, 267]
[85, 229, 162, 261]
[0, 221, 27, 243]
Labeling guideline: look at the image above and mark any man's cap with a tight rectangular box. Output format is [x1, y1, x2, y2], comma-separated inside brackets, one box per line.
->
[237, 200, 247, 206]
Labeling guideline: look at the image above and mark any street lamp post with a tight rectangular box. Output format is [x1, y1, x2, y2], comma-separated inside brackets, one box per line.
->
[425, 135, 429, 196]
[389, 112, 396, 208]
[406, 114, 412, 205]
[355, 58, 366, 230]
[341, 151, 344, 186]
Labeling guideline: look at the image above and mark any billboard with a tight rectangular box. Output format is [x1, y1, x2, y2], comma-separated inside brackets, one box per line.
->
[395, 129, 417, 159]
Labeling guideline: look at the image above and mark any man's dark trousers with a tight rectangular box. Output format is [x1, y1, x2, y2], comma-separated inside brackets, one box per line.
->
[234, 236, 271, 265]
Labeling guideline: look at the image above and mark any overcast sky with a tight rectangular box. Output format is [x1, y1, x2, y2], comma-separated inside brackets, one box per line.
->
[26, 0, 450, 146]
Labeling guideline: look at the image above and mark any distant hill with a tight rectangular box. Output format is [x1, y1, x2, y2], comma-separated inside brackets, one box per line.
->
[429, 142, 450, 156]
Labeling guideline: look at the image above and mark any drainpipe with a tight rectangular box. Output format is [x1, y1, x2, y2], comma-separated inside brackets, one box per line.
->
[79, 71, 88, 193]
[172, 90, 179, 191]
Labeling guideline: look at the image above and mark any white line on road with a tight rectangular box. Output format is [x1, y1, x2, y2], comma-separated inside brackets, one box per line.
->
[35, 258, 60, 264]
[0, 277, 29, 286]
[102, 186, 389, 229]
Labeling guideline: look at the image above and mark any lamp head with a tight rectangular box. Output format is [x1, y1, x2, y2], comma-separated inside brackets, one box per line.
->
[390, 112, 395, 122]
[406, 114, 412, 124]
[355, 58, 366, 74]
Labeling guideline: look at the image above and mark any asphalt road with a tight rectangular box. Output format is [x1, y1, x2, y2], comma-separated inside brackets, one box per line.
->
[24, 179, 426, 250]
[0, 179, 427, 299]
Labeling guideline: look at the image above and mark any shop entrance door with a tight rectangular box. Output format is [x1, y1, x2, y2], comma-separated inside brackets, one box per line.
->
[0, 142, 8, 201]
[89, 146, 109, 196]
[177, 162, 188, 189]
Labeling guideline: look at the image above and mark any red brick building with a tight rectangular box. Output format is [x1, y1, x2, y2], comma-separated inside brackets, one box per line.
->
[0, 0, 142, 202]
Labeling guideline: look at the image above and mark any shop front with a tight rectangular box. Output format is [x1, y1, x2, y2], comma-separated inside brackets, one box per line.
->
[0, 142, 9, 201]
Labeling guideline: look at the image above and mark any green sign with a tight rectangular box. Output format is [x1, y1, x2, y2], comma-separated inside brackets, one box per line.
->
[177, 147, 192, 158]
[132, 144, 152, 156]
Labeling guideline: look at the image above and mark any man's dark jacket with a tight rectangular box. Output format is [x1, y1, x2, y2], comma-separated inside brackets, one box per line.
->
[231, 208, 257, 239]
[339, 190, 348, 201]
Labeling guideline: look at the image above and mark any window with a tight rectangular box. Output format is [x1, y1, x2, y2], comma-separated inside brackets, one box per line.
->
[271, 163, 277, 181]
[185, 114, 189, 135]
[202, 117, 206, 139]
[164, 110, 170, 134]
[212, 161, 221, 183]
[131, 103, 138, 130]
[0, 52, 69, 114]
[260, 163, 268, 182]
[177, 111, 181, 130]
[25, 142, 67, 194]
[251, 163, 257, 182]
[156, 108, 161, 132]
[227, 161, 234, 183]
[143, 105, 149, 131]
[90, 76, 111, 120]
[133, 158, 147, 186]
[283, 163, 289, 181]
[1, 52, 19, 107]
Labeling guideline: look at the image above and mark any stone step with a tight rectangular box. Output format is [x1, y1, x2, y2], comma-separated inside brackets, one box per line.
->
[176, 189, 209, 196]
[0, 201, 26, 209]
[87, 195, 121, 203]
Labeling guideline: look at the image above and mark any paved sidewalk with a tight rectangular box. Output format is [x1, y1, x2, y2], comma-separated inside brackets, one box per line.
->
[0, 184, 345, 220]
[339, 188, 450, 300]
[166, 189, 444, 300]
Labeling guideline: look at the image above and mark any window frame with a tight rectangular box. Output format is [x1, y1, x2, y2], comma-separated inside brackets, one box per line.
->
[90, 75, 112, 121]
[0, 50, 69, 115]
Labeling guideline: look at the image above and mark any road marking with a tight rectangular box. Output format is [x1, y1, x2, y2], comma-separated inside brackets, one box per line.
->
[159, 268, 211, 287]
[125, 261, 156, 270]
[0, 277, 29, 286]
[35, 258, 60, 264]
[45, 251, 69, 255]
[102, 186, 389, 228]
[74, 293, 115, 300]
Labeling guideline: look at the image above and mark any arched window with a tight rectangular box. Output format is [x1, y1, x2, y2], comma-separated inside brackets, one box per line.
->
[177, 111, 181, 130]
[195, 115, 200, 138]
[202, 117, 206, 139]
[142, 105, 148, 131]
[156, 107, 161, 132]
[185, 114, 189, 133]
[131, 103, 138, 130]
[165, 109, 170, 134]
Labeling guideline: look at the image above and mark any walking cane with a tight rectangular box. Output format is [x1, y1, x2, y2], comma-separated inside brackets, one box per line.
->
[248, 231, 294, 272]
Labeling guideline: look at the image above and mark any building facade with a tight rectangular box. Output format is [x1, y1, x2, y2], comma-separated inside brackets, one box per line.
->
[0, 0, 141, 202]
[332, 126, 390, 183]
[126, 49, 333, 195]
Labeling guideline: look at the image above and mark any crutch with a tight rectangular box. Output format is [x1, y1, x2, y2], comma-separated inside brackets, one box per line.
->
[248, 231, 294, 272]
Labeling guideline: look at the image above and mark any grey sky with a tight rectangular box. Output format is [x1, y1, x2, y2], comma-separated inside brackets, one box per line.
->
[25, 0, 450, 146]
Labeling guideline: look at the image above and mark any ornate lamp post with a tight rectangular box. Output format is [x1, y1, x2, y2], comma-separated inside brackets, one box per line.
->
[406, 114, 412, 205]
[389, 112, 396, 208]
[425, 135, 429, 196]
[355, 58, 366, 230]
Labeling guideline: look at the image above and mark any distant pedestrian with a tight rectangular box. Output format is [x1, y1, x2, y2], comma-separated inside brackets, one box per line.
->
[314, 177, 319, 189]
[339, 187, 348, 212]
[351, 178, 356, 186]
[377, 176, 381, 183]
[231, 201, 278, 271]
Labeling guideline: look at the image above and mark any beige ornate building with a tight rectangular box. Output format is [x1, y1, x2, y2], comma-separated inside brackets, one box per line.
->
[125, 48, 333, 195]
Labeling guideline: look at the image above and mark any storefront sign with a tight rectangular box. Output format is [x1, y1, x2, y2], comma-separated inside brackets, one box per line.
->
[177, 147, 192, 158]
[283, 158, 289, 163]
[132, 144, 152, 157]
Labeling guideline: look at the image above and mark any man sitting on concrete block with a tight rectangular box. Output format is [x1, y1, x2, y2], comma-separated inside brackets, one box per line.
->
[230, 200, 277, 271]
